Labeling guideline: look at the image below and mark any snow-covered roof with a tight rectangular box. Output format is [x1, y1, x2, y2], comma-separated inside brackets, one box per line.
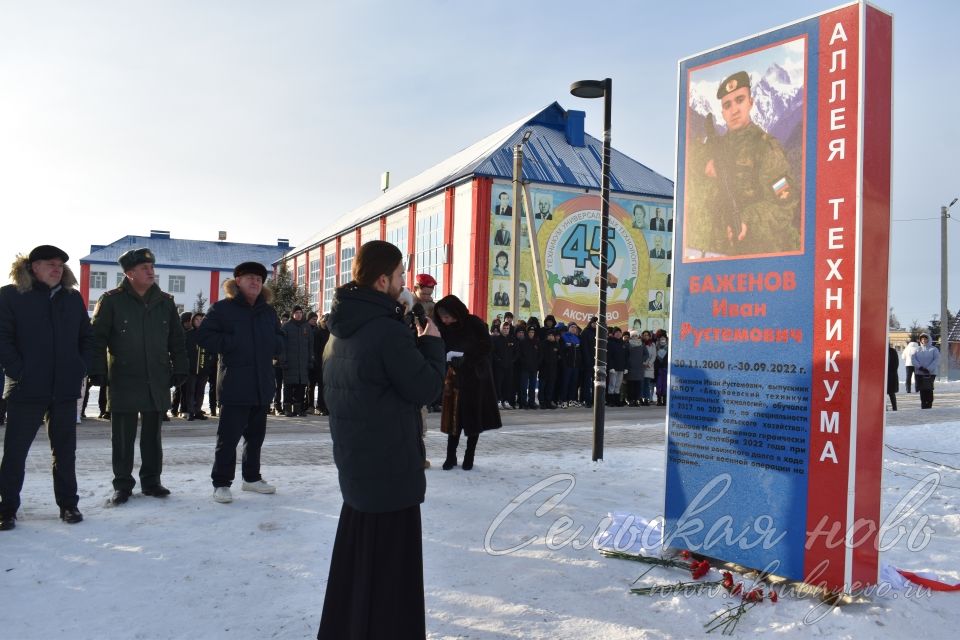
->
[287, 102, 674, 260]
[949, 313, 960, 342]
[81, 233, 291, 271]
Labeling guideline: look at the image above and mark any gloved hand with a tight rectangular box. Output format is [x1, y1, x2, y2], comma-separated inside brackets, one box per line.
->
[89, 375, 107, 387]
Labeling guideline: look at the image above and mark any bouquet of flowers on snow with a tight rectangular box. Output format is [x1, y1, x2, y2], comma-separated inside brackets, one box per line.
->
[596, 513, 778, 635]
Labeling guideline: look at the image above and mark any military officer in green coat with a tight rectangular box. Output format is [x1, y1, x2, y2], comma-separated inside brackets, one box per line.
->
[689, 70, 800, 257]
[90, 248, 188, 505]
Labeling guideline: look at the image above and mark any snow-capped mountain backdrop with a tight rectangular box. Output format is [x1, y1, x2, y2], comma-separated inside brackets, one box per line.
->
[688, 62, 804, 141]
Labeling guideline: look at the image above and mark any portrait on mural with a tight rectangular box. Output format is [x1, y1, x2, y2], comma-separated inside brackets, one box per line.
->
[493, 191, 513, 217]
[535, 196, 553, 221]
[493, 222, 511, 246]
[683, 38, 806, 261]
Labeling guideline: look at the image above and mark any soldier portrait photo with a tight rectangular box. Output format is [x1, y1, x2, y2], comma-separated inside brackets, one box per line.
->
[682, 40, 805, 260]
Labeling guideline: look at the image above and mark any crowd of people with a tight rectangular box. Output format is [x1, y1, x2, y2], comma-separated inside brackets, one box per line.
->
[0, 239, 951, 639]
[487, 313, 671, 410]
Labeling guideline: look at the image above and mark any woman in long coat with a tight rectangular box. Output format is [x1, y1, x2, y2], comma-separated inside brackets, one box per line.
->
[433, 295, 501, 470]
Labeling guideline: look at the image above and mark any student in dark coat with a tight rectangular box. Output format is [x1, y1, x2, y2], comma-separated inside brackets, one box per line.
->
[181, 312, 208, 421]
[538, 331, 560, 409]
[0, 246, 92, 529]
[318, 241, 444, 640]
[197, 262, 285, 503]
[281, 306, 314, 416]
[433, 294, 501, 470]
[887, 345, 899, 411]
[491, 322, 517, 409]
[606, 328, 628, 406]
[516, 326, 540, 409]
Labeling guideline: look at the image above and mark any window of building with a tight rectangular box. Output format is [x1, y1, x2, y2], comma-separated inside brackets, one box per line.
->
[90, 271, 107, 289]
[323, 253, 337, 314]
[309, 259, 320, 310]
[116, 272, 125, 286]
[297, 263, 306, 287]
[88, 301, 97, 313]
[385, 216, 408, 269]
[168, 275, 185, 293]
[176, 304, 184, 314]
[415, 210, 445, 298]
[340, 245, 355, 289]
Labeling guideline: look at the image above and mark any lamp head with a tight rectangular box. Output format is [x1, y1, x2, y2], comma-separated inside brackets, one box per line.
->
[570, 79, 606, 99]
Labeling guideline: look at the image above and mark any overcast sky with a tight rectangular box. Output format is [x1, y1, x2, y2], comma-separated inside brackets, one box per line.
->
[1, 0, 956, 327]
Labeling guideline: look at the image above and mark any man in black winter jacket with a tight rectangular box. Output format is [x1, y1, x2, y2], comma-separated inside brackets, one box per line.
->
[318, 240, 444, 640]
[0, 245, 92, 529]
[197, 262, 284, 504]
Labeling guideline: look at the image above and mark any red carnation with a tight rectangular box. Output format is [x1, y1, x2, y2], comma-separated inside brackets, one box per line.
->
[769, 590, 779, 603]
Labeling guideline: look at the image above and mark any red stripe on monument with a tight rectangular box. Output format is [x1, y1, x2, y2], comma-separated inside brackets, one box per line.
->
[805, 3, 860, 591]
[850, 5, 892, 588]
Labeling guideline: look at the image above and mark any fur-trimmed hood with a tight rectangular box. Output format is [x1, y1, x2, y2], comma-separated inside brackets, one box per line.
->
[222, 278, 275, 304]
[9, 255, 78, 293]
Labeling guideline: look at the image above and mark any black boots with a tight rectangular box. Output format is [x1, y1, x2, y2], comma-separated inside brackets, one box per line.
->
[60, 506, 83, 524]
[109, 489, 132, 506]
[142, 485, 171, 498]
[462, 434, 478, 471]
[444, 433, 478, 470]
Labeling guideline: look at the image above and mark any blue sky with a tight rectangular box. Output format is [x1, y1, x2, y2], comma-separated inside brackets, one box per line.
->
[0, 0, 956, 327]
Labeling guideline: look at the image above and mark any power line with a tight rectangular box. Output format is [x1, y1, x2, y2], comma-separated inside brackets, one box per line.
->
[892, 217, 939, 222]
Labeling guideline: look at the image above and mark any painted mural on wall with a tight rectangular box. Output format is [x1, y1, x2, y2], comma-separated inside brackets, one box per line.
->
[487, 182, 672, 333]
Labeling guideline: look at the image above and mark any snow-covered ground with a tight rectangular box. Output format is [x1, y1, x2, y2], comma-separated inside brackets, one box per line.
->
[2, 406, 959, 639]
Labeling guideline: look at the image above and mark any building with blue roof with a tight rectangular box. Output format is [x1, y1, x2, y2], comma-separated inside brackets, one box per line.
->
[283, 102, 675, 329]
[79, 230, 291, 313]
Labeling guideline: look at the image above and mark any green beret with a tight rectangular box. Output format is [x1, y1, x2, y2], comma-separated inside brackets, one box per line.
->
[717, 71, 751, 100]
[118, 248, 156, 271]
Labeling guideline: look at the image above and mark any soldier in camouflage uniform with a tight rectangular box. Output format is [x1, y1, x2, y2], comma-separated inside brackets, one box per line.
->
[90, 248, 188, 505]
[689, 70, 800, 257]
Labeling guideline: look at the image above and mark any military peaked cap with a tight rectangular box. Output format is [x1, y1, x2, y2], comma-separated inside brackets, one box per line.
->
[118, 248, 156, 271]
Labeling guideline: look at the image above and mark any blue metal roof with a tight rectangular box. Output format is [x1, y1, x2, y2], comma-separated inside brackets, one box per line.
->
[80, 234, 290, 270]
[291, 102, 674, 259]
[470, 103, 674, 197]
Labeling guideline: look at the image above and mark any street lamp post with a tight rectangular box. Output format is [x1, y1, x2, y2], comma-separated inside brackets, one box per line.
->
[570, 78, 612, 462]
[941, 197, 957, 381]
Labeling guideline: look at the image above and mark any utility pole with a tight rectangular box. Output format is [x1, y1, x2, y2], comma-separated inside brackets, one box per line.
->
[942, 198, 957, 381]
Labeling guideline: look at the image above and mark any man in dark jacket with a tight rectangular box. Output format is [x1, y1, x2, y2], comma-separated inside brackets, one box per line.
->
[281, 305, 313, 416]
[197, 262, 284, 504]
[318, 241, 443, 640]
[0, 245, 92, 530]
[90, 248, 188, 505]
